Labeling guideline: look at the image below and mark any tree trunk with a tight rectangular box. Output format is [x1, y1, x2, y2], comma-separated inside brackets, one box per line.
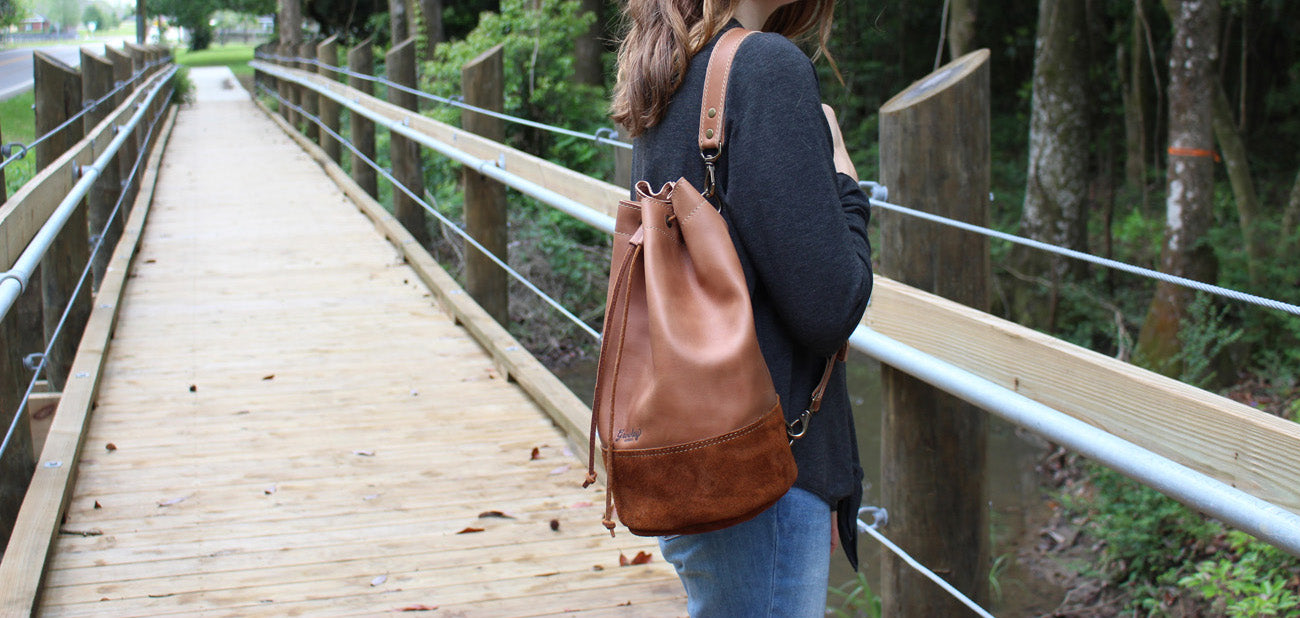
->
[1136, 0, 1220, 377]
[418, 0, 444, 59]
[1011, 0, 1091, 329]
[948, 0, 977, 59]
[573, 0, 604, 87]
[1211, 81, 1264, 289]
[1122, 0, 1153, 212]
[279, 0, 302, 45]
[390, 0, 414, 44]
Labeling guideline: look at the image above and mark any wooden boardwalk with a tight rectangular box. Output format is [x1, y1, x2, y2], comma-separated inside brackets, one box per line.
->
[33, 68, 684, 617]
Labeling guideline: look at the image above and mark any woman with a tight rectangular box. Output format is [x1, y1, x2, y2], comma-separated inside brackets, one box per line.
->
[610, 0, 873, 612]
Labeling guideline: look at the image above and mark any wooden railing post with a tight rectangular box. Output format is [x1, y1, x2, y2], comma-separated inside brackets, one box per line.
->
[275, 43, 297, 127]
[385, 39, 428, 246]
[124, 44, 149, 171]
[878, 49, 991, 616]
[81, 49, 120, 290]
[33, 52, 90, 392]
[348, 39, 378, 198]
[460, 44, 508, 324]
[316, 36, 341, 163]
[299, 42, 318, 141]
[106, 46, 139, 217]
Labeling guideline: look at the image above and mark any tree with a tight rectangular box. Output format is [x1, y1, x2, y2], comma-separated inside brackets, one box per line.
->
[148, 0, 275, 50]
[0, 0, 23, 29]
[1011, 0, 1091, 329]
[1136, 0, 1221, 376]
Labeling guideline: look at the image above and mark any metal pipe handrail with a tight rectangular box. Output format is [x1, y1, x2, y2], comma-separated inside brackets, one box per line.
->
[0, 66, 177, 323]
[257, 58, 1300, 557]
[251, 61, 616, 234]
[0, 84, 175, 461]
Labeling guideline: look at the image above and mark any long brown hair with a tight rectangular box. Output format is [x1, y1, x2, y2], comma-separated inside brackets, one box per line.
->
[610, 0, 838, 137]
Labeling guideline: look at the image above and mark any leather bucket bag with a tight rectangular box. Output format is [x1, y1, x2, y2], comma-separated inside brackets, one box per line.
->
[584, 28, 840, 537]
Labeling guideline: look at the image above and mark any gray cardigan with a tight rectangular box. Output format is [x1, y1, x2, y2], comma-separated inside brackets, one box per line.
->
[630, 23, 873, 568]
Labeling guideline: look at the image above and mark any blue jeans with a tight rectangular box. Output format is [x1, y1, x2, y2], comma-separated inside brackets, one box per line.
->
[658, 487, 831, 617]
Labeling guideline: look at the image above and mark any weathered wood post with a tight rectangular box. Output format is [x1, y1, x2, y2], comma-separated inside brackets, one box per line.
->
[299, 42, 319, 140]
[385, 39, 428, 246]
[460, 44, 508, 324]
[81, 49, 121, 290]
[106, 46, 139, 217]
[124, 44, 149, 171]
[33, 52, 90, 392]
[316, 36, 341, 163]
[878, 49, 991, 616]
[348, 39, 378, 198]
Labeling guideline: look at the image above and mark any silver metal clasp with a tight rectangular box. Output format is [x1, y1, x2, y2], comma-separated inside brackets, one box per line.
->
[701, 150, 720, 199]
[787, 409, 812, 443]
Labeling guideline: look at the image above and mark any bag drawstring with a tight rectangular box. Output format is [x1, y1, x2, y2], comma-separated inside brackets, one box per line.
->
[585, 227, 645, 536]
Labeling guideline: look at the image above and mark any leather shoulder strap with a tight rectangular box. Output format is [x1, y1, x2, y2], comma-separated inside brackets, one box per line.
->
[698, 27, 755, 154]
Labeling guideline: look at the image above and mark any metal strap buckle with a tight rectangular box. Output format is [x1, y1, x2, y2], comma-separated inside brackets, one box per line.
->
[701, 150, 720, 199]
[787, 409, 812, 444]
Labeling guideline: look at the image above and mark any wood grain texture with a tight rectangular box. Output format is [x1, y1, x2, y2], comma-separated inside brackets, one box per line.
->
[13, 76, 682, 616]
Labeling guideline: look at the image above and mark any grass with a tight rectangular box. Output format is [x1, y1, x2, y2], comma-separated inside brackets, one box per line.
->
[1, 90, 37, 197]
[175, 44, 256, 77]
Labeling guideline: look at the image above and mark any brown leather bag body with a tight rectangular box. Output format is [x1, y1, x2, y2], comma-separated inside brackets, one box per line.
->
[584, 28, 838, 537]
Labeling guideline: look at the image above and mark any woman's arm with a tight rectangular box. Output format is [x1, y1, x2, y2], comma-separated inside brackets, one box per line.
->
[722, 34, 872, 358]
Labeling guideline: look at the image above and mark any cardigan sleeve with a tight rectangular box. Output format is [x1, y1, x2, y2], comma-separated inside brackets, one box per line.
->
[720, 33, 872, 358]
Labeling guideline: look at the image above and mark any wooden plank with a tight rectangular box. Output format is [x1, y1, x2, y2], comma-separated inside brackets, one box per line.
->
[0, 105, 177, 617]
[23, 88, 680, 617]
[866, 276, 1300, 514]
[252, 95, 598, 470]
[247, 60, 623, 219]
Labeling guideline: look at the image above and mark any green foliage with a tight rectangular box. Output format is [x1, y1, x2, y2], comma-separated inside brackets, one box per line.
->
[147, 0, 274, 51]
[1176, 292, 1245, 388]
[418, 0, 608, 177]
[175, 43, 257, 76]
[826, 572, 882, 618]
[169, 65, 194, 105]
[1, 91, 36, 198]
[1059, 464, 1300, 615]
[1177, 531, 1300, 616]
[0, 0, 21, 29]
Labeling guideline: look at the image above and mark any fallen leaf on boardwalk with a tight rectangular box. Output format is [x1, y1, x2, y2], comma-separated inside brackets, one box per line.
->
[477, 511, 514, 519]
[395, 605, 438, 612]
[157, 496, 187, 507]
[619, 551, 652, 566]
[534, 572, 560, 578]
[100, 597, 110, 601]
[618, 601, 633, 607]
[456, 527, 485, 534]
[370, 575, 388, 587]
[188, 385, 196, 392]
[353, 450, 375, 457]
[104, 443, 117, 451]
[264, 485, 277, 495]
[93, 501, 102, 509]
[550, 519, 560, 531]
[591, 565, 604, 571]
[530, 447, 541, 460]
[569, 501, 593, 509]
[262, 374, 275, 381]
[549, 465, 570, 475]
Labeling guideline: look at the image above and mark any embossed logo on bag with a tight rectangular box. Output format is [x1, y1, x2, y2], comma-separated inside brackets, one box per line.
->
[615, 428, 642, 443]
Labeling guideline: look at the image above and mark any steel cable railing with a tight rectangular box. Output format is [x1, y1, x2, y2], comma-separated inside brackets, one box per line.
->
[0, 57, 169, 174]
[255, 52, 632, 150]
[859, 181, 1300, 318]
[0, 71, 176, 462]
[256, 82, 601, 341]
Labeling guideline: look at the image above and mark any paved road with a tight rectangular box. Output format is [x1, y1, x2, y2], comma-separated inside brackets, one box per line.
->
[0, 39, 132, 100]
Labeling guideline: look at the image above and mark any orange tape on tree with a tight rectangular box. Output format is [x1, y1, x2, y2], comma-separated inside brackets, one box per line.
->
[1167, 146, 1221, 162]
